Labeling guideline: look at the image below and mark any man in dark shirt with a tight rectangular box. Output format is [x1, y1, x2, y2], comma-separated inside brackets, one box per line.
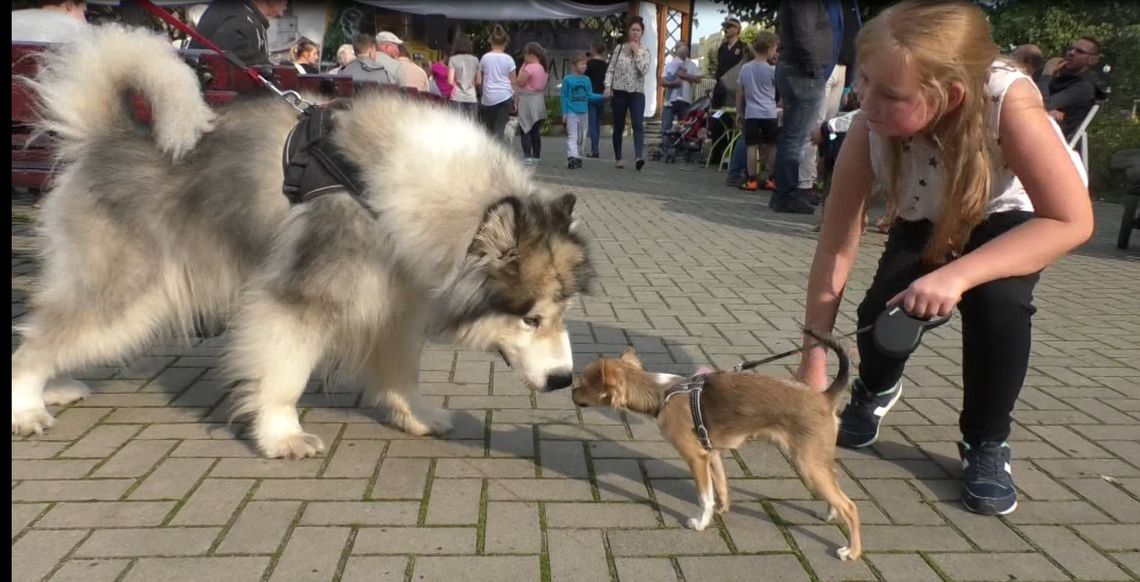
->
[711, 17, 748, 179]
[585, 42, 608, 158]
[190, 0, 288, 67]
[770, 0, 835, 214]
[1047, 36, 1108, 140]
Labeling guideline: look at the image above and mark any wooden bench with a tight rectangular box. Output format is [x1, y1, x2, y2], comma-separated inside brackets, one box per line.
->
[12, 42, 438, 192]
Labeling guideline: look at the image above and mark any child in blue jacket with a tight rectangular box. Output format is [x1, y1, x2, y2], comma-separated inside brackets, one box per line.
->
[561, 53, 605, 169]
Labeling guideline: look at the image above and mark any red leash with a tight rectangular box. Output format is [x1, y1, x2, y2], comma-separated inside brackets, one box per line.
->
[136, 0, 308, 112]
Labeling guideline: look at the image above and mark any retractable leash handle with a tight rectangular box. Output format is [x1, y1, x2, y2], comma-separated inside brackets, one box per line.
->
[871, 306, 952, 360]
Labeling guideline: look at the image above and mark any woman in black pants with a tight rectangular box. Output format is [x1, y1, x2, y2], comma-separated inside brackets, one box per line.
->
[603, 17, 651, 170]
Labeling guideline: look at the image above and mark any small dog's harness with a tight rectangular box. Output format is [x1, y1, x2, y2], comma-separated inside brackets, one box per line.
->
[661, 373, 714, 452]
[281, 103, 373, 215]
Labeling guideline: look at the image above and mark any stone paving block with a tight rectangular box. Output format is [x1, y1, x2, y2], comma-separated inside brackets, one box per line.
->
[719, 505, 792, 552]
[12, 529, 88, 582]
[387, 439, 485, 458]
[352, 526, 476, 554]
[615, 557, 680, 582]
[57, 425, 142, 459]
[539, 423, 630, 441]
[425, 478, 482, 525]
[487, 478, 594, 501]
[12, 459, 98, 480]
[120, 557, 269, 582]
[252, 478, 367, 501]
[215, 501, 300, 554]
[1006, 500, 1113, 524]
[788, 525, 876, 581]
[858, 525, 971, 552]
[1017, 462, 1080, 500]
[484, 502, 540, 554]
[676, 555, 810, 582]
[322, 439, 387, 478]
[1035, 458, 1140, 479]
[38, 501, 175, 528]
[75, 527, 220, 557]
[267, 526, 351, 582]
[211, 458, 323, 478]
[607, 528, 731, 556]
[934, 501, 1031, 551]
[129, 457, 214, 500]
[548, 529, 610, 582]
[300, 501, 419, 526]
[12, 502, 48, 539]
[545, 502, 659, 529]
[12, 479, 133, 501]
[593, 459, 652, 503]
[413, 556, 540, 582]
[861, 479, 945, 525]
[135, 423, 242, 440]
[1025, 425, 1113, 457]
[489, 424, 535, 458]
[12, 440, 68, 460]
[1112, 552, 1140, 578]
[929, 552, 1070, 581]
[539, 440, 589, 479]
[103, 407, 209, 424]
[91, 439, 176, 478]
[434, 458, 536, 479]
[1063, 477, 1140, 522]
[340, 556, 408, 582]
[1075, 524, 1140, 551]
[170, 440, 258, 457]
[370, 457, 430, 499]
[47, 559, 131, 582]
[169, 478, 254, 526]
[1019, 525, 1133, 581]
[865, 554, 942, 582]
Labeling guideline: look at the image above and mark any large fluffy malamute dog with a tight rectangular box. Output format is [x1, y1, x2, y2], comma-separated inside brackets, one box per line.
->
[12, 26, 592, 458]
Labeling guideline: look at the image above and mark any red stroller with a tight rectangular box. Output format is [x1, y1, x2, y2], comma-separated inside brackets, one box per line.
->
[651, 95, 711, 164]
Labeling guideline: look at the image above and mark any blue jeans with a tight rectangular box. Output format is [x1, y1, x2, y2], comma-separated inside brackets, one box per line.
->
[728, 136, 748, 179]
[773, 64, 825, 202]
[611, 90, 645, 161]
[587, 100, 605, 156]
[661, 100, 691, 136]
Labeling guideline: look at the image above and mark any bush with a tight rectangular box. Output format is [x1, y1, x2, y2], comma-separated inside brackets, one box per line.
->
[1088, 113, 1140, 201]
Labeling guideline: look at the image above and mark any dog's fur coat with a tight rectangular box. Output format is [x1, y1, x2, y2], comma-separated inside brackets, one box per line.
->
[571, 330, 863, 561]
[12, 26, 592, 459]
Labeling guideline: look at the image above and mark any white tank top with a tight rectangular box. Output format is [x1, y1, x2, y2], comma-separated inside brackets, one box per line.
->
[868, 61, 1087, 222]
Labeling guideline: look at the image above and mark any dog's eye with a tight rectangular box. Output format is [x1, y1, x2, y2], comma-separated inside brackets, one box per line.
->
[523, 316, 541, 329]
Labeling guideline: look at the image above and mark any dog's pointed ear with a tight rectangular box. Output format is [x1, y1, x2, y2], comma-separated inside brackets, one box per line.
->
[619, 347, 642, 368]
[471, 197, 521, 261]
[551, 193, 577, 233]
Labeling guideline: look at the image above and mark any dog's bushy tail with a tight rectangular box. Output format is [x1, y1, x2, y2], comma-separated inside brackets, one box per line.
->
[803, 328, 851, 406]
[24, 24, 214, 162]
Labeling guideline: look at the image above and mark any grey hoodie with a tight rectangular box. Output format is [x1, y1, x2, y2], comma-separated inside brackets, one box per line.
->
[340, 54, 403, 86]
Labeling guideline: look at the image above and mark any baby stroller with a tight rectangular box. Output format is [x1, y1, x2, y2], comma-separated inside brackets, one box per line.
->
[651, 95, 711, 164]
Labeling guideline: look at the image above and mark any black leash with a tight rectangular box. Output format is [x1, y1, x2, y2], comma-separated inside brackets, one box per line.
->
[733, 324, 874, 372]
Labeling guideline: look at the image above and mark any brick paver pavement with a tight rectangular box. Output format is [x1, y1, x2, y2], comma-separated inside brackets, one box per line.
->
[12, 137, 1140, 581]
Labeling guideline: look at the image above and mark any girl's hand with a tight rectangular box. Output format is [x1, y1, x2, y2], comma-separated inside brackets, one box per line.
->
[604, 87, 612, 99]
[887, 268, 968, 319]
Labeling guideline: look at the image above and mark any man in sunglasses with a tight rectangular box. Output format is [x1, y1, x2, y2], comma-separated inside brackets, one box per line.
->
[1046, 37, 1109, 140]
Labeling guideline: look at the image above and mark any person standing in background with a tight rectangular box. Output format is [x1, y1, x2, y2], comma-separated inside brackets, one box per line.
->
[711, 17, 748, 180]
[562, 53, 604, 169]
[604, 17, 651, 170]
[515, 42, 550, 165]
[448, 34, 480, 119]
[477, 25, 518, 142]
[190, 0, 287, 67]
[584, 42, 609, 158]
[431, 47, 454, 101]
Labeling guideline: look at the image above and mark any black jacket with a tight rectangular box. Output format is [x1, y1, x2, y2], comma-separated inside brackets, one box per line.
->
[190, 0, 270, 66]
[777, 0, 834, 78]
[1048, 70, 1108, 138]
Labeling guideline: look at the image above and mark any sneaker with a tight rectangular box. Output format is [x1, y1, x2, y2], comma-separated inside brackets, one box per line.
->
[725, 175, 745, 188]
[741, 178, 760, 191]
[800, 188, 823, 206]
[567, 157, 575, 169]
[958, 441, 1018, 516]
[586, 152, 599, 158]
[771, 195, 816, 215]
[523, 158, 536, 166]
[837, 379, 902, 448]
[636, 159, 645, 171]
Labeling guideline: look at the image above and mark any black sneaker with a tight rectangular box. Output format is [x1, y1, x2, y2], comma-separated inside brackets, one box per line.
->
[726, 175, 745, 188]
[771, 194, 816, 215]
[959, 441, 1017, 516]
[586, 151, 599, 158]
[837, 379, 902, 448]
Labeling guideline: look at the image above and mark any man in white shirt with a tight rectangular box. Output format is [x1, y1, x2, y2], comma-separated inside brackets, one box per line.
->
[11, 0, 88, 44]
[660, 44, 702, 137]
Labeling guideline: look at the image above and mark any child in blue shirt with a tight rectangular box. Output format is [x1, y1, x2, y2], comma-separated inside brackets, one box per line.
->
[561, 53, 604, 169]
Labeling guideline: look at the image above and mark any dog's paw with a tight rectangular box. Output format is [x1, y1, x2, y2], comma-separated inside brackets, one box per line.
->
[259, 431, 325, 459]
[685, 517, 709, 531]
[836, 546, 860, 561]
[397, 407, 453, 437]
[43, 379, 90, 406]
[12, 407, 55, 437]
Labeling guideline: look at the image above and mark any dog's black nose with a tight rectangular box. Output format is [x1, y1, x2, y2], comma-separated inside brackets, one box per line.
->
[545, 373, 573, 391]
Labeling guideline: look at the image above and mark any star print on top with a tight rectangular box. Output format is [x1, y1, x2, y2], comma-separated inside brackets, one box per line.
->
[867, 61, 1087, 223]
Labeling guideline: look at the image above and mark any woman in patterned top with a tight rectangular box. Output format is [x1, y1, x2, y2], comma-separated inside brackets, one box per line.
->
[604, 17, 651, 170]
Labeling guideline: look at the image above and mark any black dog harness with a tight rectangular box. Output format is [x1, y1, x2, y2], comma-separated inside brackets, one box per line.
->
[281, 103, 371, 213]
[661, 373, 714, 452]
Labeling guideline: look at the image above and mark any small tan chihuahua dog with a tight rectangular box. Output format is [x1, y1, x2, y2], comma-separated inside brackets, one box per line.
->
[571, 329, 862, 561]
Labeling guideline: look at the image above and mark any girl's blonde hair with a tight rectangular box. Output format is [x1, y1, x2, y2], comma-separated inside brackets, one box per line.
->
[858, 0, 999, 264]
